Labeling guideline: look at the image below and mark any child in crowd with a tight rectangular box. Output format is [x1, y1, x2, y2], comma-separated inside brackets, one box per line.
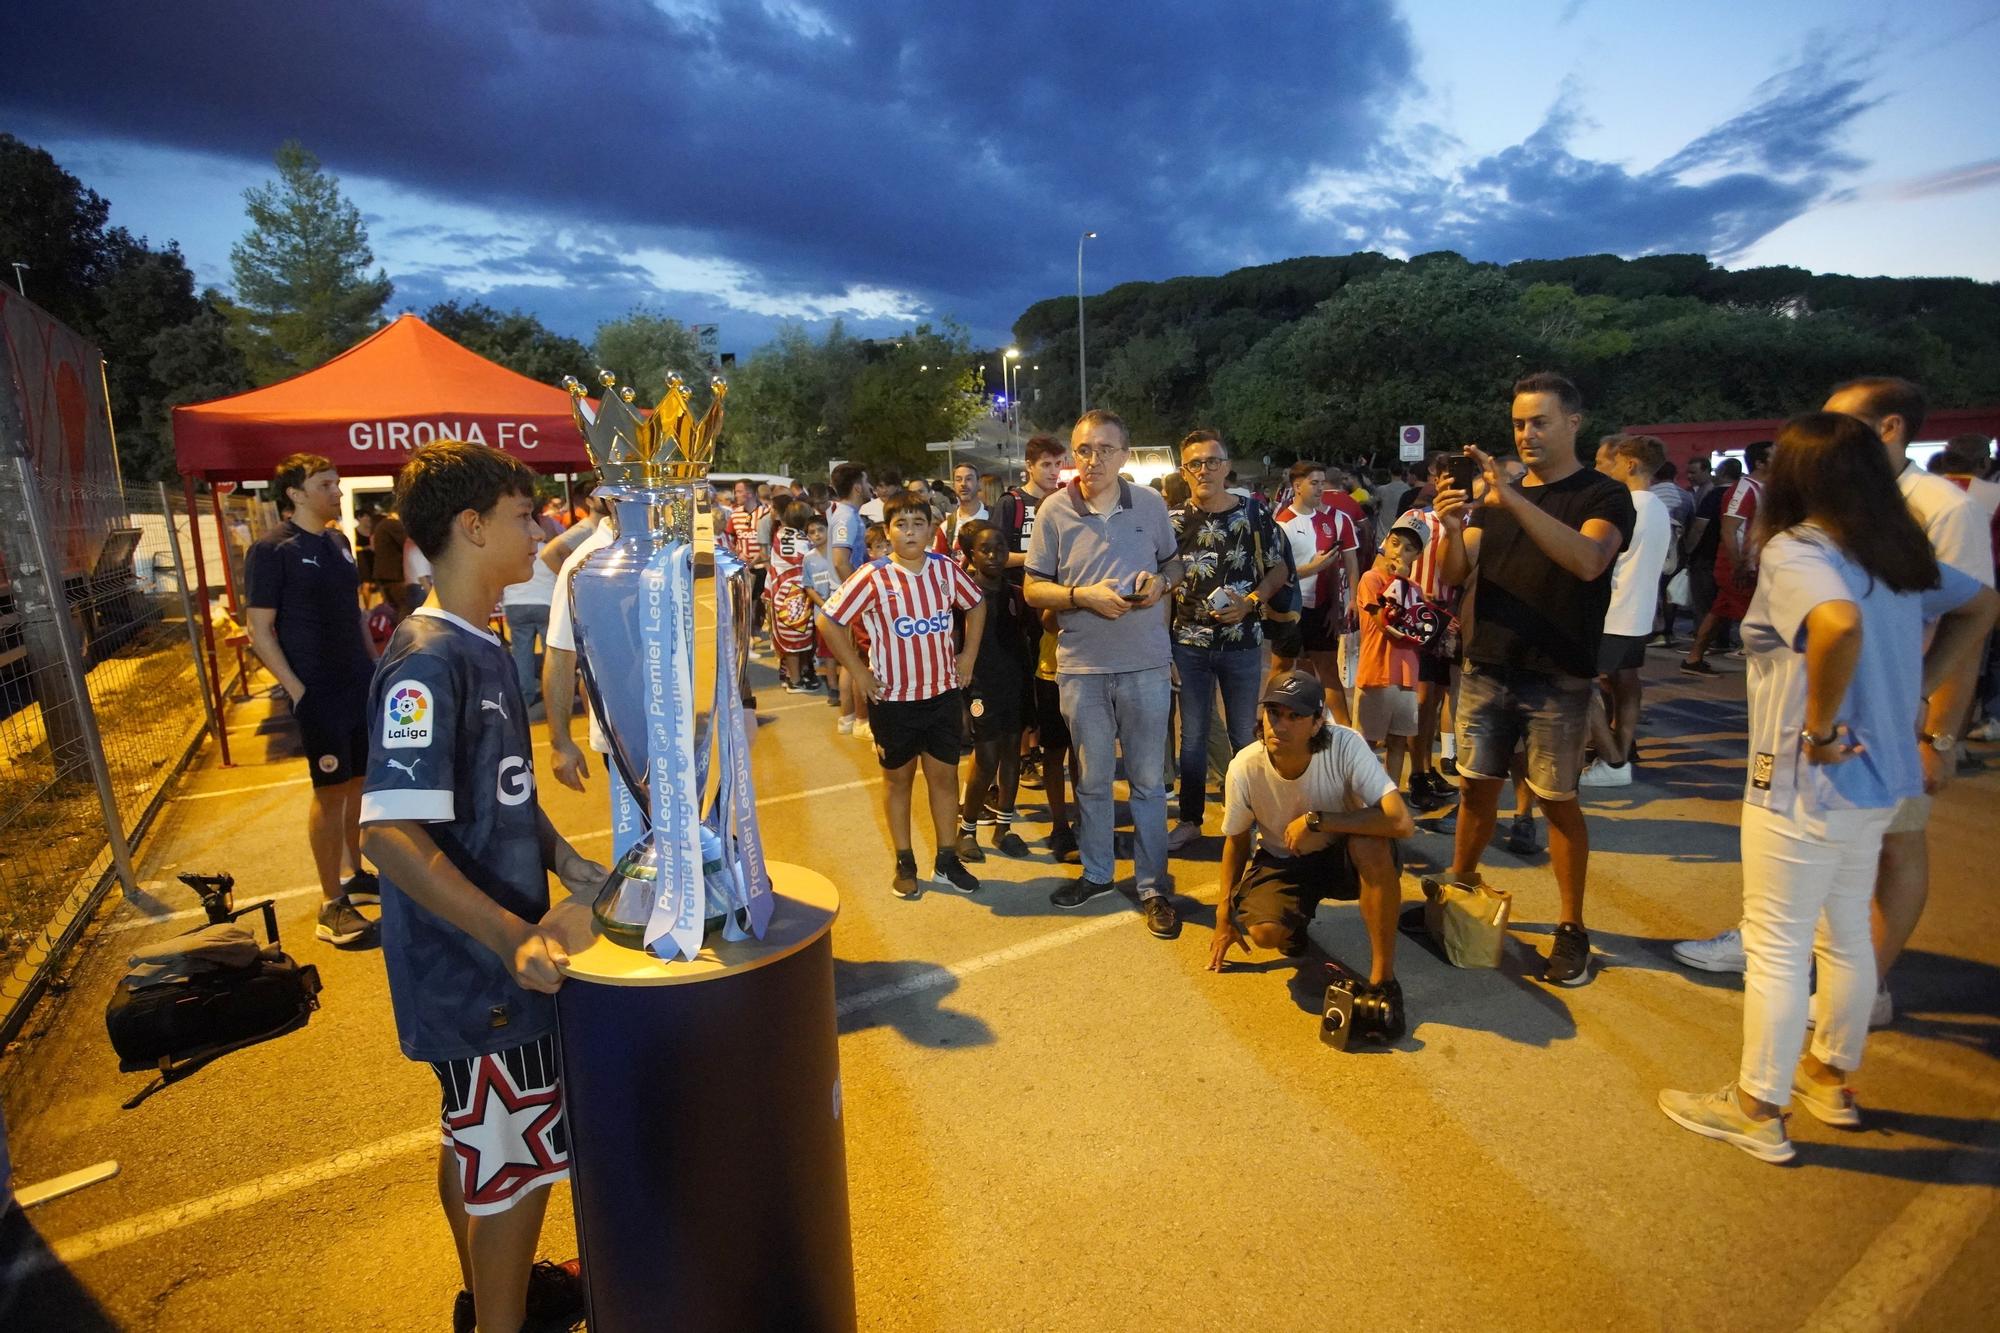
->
[1355, 525, 1425, 790]
[766, 501, 819, 692]
[819, 494, 988, 899]
[837, 521, 893, 739]
[953, 521, 1034, 861]
[1035, 607, 1079, 863]
[357, 442, 605, 1333]
[801, 513, 840, 695]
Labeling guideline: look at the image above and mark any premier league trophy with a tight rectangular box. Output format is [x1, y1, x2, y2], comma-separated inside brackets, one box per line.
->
[561, 369, 773, 961]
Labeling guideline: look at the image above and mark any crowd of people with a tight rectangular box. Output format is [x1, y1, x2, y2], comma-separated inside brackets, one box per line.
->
[240, 368, 1999, 1328]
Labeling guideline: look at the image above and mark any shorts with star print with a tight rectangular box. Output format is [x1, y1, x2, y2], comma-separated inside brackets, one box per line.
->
[431, 1031, 570, 1215]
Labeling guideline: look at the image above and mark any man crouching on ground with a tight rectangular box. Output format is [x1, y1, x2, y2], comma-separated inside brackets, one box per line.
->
[1209, 668, 1415, 1031]
[359, 441, 608, 1333]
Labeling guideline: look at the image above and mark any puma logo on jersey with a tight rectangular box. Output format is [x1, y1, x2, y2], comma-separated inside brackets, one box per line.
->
[385, 757, 421, 780]
[481, 696, 508, 720]
[300, 557, 320, 567]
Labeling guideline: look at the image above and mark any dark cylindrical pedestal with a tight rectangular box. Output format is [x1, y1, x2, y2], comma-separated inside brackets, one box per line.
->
[551, 865, 853, 1332]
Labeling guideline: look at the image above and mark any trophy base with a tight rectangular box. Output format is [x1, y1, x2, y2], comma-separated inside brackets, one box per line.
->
[589, 905, 730, 951]
[590, 828, 750, 952]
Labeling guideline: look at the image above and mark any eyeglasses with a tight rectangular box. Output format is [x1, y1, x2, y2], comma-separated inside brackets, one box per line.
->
[1072, 444, 1126, 462]
[1181, 457, 1229, 472]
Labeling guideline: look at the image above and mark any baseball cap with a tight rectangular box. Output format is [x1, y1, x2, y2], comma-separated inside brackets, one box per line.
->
[1388, 517, 1427, 549]
[1260, 668, 1325, 716]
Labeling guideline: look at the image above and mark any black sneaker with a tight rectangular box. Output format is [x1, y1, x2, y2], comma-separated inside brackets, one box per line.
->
[1405, 776, 1440, 813]
[953, 829, 986, 863]
[1049, 826, 1080, 864]
[1050, 876, 1113, 909]
[342, 869, 380, 906]
[1504, 814, 1538, 856]
[993, 828, 1030, 857]
[1679, 658, 1717, 676]
[801, 672, 823, 690]
[891, 852, 921, 900]
[783, 678, 813, 694]
[315, 895, 376, 946]
[526, 1258, 586, 1327]
[1019, 754, 1044, 789]
[1543, 922, 1592, 986]
[1142, 895, 1180, 939]
[933, 851, 980, 894]
[1438, 755, 1458, 780]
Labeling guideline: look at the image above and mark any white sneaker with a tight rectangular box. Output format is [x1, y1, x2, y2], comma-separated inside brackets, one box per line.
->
[1791, 1063, 1862, 1128]
[1968, 718, 2000, 742]
[837, 715, 855, 735]
[1805, 984, 1893, 1032]
[1578, 759, 1633, 787]
[856, 720, 873, 740]
[1672, 927, 1745, 974]
[1166, 821, 1202, 852]
[1658, 1085, 1795, 1163]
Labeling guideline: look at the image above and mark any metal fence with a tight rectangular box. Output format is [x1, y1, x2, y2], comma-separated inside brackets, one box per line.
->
[0, 472, 227, 1043]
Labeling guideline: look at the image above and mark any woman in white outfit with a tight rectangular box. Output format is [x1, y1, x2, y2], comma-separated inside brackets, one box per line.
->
[1659, 411, 1995, 1163]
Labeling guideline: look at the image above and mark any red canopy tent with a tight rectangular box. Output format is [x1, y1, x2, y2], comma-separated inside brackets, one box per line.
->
[171, 314, 596, 763]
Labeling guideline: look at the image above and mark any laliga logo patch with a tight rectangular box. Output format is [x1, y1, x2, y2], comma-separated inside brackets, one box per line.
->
[383, 679, 433, 749]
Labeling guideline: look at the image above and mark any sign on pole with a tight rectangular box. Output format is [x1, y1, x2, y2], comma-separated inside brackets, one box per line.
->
[923, 441, 958, 452]
[1398, 424, 1426, 463]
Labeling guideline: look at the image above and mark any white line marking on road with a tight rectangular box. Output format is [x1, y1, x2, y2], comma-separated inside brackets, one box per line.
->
[111, 886, 322, 933]
[755, 697, 839, 715]
[836, 911, 1131, 1017]
[565, 776, 885, 843]
[1803, 1093, 2000, 1332]
[40, 888, 1129, 1268]
[48, 1128, 437, 1267]
[173, 776, 312, 801]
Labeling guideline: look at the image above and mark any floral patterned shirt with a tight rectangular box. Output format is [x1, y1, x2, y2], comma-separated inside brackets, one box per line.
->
[1169, 499, 1285, 650]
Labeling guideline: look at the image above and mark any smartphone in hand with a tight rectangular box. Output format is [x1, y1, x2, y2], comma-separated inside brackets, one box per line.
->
[1446, 455, 1481, 491]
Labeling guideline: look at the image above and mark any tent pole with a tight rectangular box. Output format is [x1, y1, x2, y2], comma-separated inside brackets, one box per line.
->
[183, 473, 233, 767]
[210, 484, 242, 617]
[562, 472, 574, 521]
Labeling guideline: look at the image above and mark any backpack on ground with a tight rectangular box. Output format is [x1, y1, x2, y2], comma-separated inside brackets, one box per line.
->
[105, 875, 322, 1076]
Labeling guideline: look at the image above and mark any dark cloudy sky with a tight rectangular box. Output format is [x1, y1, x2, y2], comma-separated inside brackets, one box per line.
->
[4, 1, 1996, 355]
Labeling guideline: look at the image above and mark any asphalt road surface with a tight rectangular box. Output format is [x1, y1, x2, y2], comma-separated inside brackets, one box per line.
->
[3, 645, 1997, 1331]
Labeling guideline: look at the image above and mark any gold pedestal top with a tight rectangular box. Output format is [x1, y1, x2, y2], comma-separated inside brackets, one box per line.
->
[548, 861, 839, 988]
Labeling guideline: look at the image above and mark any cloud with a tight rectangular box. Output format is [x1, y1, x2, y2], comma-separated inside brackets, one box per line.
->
[0, 0, 1416, 337]
[1290, 47, 1878, 263]
[1882, 159, 2000, 202]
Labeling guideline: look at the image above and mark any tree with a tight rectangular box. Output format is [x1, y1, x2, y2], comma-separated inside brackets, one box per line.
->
[0, 133, 114, 333]
[229, 141, 392, 382]
[146, 291, 253, 479]
[424, 300, 589, 384]
[592, 309, 708, 407]
[843, 323, 986, 472]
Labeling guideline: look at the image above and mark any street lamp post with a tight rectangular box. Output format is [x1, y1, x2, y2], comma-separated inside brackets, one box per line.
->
[1077, 230, 1096, 415]
[8, 263, 26, 297]
[1004, 347, 1021, 443]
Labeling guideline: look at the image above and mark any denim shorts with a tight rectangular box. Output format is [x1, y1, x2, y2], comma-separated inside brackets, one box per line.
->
[1455, 661, 1593, 801]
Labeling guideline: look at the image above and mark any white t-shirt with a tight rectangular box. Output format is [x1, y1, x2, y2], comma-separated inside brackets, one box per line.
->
[1221, 725, 1396, 858]
[859, 496, 886, 523]
[403, 538, 434, 586]
[1899, 463, 1994, 588]
[545, 519, 618, 753]
[500, 535, 558, 607]
[1604, 487, 1671, 637]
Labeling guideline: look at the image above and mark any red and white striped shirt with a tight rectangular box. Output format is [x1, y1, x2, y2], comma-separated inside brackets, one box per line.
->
[727, 505, 768, 563]
[1274, 502, 1359, 609]
[821, 552, 983, 702]
[1401, 508, 1451, 601]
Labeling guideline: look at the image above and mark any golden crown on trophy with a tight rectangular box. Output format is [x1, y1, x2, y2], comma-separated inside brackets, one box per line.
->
[562, 369, 728, 487]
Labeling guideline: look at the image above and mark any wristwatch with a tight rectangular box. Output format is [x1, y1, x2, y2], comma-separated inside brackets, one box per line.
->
[1306, 811, 1323, 833]
[1920, 731, 1956, 752]
[1244, 591, 1262, 610]
[1801, 726, 1839, 748]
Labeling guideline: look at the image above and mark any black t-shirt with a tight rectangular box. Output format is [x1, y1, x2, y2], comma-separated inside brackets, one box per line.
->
[246, 520, 373, 694]
[1689, 486, 1726, 567]
[1465, 468, 1636, 679]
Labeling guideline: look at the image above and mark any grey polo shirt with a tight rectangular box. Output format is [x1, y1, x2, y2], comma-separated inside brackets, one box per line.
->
[1025, 479, 1178, 675]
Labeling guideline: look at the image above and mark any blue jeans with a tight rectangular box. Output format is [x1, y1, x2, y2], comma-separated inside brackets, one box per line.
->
[1171, 643, 1262, 824]
[1058, 667, 1172, 897]
[504, 603, 550, 702]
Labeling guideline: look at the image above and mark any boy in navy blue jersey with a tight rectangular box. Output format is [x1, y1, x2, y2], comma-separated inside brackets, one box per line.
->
[360, 442, 606, 1333]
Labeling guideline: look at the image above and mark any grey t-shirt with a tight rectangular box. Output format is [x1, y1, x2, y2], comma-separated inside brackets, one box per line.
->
[1024, 479, 1178, 675]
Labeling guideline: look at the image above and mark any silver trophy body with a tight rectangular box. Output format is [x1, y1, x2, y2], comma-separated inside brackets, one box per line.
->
[561, 372, 763, 950]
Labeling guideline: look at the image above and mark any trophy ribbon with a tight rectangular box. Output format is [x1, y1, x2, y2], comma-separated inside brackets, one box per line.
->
[641, 541, 706, 962]
[609, 764, 644, 862]
[709, 558, 774, 940]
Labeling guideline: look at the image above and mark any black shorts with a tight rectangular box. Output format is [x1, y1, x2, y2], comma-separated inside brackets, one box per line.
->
[1300, 600, 1342, 654]
[1032, 677, 1069, 750]
[968, 675, 1028, 743]
[1230, 845, 1362, 954]
[1264, 616, 1304, 660]
[1596, 632, 1648, 675]
[871, 689, 965, 769]
[295, 685, 368, 788]
[1417, 651, 1454, 686]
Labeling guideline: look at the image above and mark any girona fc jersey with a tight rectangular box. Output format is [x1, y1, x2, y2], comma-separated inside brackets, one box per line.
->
[820, 552, 983, 701]
[360, 608, 550, 1063]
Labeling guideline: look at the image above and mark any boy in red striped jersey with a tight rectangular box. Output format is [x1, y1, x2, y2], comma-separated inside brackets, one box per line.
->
[820, 492, 990, 899]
